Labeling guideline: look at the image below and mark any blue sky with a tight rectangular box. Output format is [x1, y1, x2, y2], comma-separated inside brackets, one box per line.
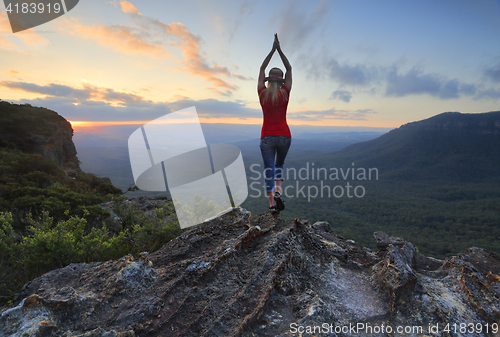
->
[1, 0, 500, 131]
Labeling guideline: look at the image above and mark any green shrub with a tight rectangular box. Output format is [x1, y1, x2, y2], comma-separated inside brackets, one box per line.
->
[19, 211, 130, 270]
[0, 199, 182, 305]
[0, 212, 22, 303]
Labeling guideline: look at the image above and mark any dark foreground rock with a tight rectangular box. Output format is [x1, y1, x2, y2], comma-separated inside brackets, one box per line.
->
[1, 209, 500, 336]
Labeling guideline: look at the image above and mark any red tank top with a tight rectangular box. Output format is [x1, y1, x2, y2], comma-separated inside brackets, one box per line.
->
[258, 85, 291, 138]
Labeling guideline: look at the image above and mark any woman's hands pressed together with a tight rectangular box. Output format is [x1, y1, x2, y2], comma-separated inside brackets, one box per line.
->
[274, 33, 280, 51]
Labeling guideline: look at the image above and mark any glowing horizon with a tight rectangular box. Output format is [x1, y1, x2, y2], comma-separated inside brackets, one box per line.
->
[69, 117, 400, 134]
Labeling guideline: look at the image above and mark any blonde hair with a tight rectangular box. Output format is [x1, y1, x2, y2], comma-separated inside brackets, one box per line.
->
[260, 81, 288, 106]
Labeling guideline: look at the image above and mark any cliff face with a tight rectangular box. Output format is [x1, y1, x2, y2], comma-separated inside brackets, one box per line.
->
[1, 208, 499, 337]
[0, 101, 80, 170]
[18, 125, 79, 169]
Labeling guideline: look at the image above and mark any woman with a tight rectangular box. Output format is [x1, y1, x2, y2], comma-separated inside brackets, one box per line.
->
[257, 34, 292, 215]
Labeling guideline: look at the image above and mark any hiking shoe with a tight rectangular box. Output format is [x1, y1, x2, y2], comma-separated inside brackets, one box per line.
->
[269, 205, 279, 215]
[274, 192, 285, 211]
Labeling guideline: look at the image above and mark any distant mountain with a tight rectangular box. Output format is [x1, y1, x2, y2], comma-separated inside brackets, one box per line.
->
[308, 111, 500, 183]
[75, 132, 386, 192]
[73, 123, 389, 148]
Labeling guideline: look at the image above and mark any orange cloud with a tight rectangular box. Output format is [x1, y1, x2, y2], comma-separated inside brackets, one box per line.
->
[0, 12, 48, 52]
[0, 37, 17, 50]
[16, 29, 49, 47]
[164, 22, 238, 90]
[0, 14, 21, 51]
[66, 1, 252, 94]
[66, 18, 172, 59]
[0, 35, 17, 51]
[120, 1, 138, 14]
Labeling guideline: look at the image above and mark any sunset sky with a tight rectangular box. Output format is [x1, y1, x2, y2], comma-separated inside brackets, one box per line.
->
[1, 0, 500, 133]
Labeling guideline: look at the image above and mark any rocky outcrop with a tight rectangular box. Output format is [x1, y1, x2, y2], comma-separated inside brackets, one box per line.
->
[1, 209, 500, 337]
[29, 126, 79, 170]
[0, 101, 80, 170]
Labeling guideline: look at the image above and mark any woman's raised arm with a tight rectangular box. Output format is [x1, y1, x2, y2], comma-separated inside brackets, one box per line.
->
[275, 34, 292, 91]
[258, 41, 276, 92]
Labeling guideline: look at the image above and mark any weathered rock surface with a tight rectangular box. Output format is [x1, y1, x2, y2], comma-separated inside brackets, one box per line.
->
[27, 127, 79, 170]
[1, 209, 500, 336]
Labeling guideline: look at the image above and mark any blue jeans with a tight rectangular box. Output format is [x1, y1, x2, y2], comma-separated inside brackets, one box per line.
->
[260, 136, 292, 193]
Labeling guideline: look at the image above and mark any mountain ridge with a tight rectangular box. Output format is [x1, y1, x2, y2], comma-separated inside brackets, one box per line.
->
[317, 110, 500, 183]
[401, 110, 500, 134]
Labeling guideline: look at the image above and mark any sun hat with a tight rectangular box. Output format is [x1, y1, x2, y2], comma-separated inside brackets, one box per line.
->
[265, 67, 285, 83]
